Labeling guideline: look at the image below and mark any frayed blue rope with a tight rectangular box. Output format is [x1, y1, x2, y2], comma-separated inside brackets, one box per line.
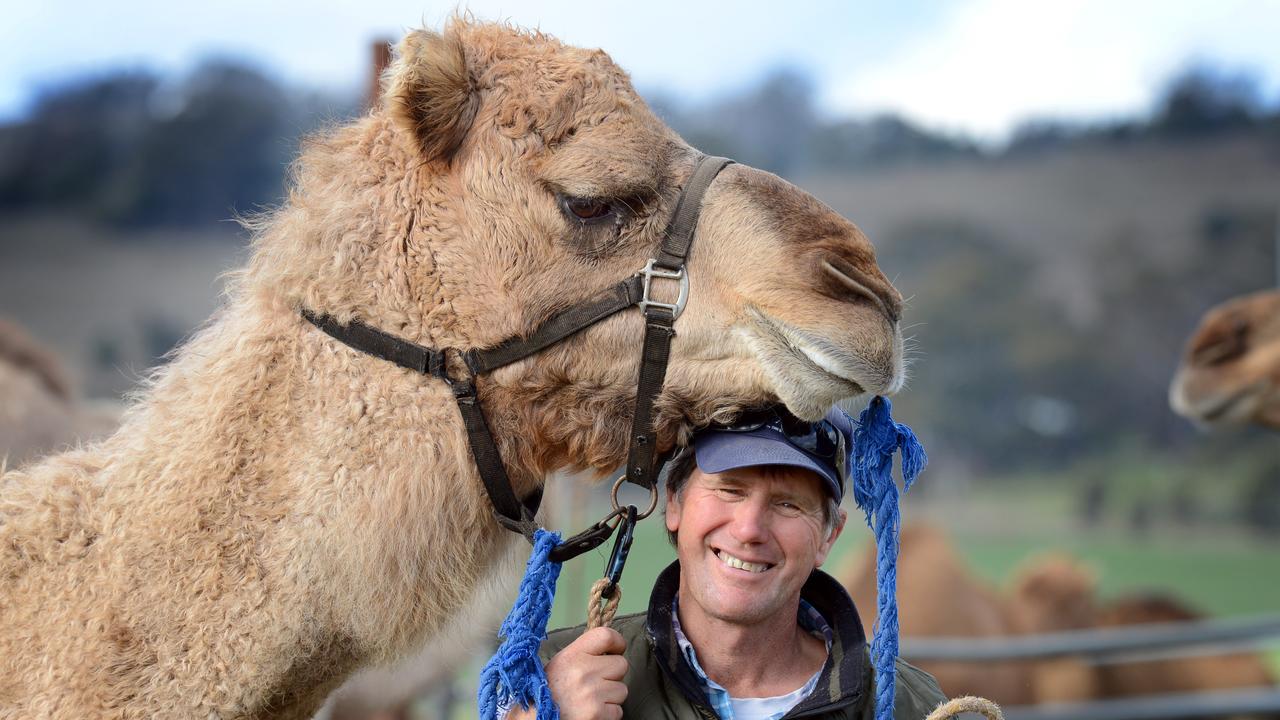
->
[478, 529, 564, 720]
[850, 396, 927, 720]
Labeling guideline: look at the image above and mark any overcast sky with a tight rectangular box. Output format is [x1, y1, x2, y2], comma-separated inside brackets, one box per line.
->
[5, 0, 1280, 141]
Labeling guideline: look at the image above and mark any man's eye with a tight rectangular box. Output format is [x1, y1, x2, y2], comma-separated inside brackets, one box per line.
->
[561, 196, 614, 220]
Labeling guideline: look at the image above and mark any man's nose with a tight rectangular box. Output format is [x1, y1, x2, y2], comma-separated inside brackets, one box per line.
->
[728, 499, 770, 544]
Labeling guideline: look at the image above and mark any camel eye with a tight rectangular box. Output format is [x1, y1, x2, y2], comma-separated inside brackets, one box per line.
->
[561, 196, 614, 221]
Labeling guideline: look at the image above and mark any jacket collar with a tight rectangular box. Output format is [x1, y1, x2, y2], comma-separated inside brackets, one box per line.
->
[645, 561, 869, 717]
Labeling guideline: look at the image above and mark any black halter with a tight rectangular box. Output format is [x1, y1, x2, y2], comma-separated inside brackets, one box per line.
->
[302, 155, 733, 562]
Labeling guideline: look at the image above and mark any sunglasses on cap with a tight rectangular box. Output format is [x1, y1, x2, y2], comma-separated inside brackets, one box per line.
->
[719, 405, 848, 477]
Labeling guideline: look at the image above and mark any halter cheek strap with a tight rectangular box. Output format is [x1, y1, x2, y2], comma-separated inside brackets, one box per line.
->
[301, 155, 733, 562]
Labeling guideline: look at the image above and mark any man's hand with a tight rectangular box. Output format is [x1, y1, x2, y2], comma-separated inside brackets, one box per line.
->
[509, 626, 629, 720]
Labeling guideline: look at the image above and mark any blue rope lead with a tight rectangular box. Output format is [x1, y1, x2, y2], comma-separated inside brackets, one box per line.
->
[850, 396, 927, 720]
[478, 529, 564, 720]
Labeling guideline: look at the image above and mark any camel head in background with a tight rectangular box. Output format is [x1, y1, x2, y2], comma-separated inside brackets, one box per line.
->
[1170, 289, 1280, 430]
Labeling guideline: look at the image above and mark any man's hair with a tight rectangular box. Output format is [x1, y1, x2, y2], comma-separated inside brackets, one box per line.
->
[661, 448, 842, 546]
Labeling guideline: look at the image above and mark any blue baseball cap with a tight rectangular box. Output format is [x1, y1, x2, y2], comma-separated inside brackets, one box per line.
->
[690, 406, 854, 503]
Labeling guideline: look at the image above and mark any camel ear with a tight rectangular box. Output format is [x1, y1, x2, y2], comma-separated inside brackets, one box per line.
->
[386, 29, 479, 162]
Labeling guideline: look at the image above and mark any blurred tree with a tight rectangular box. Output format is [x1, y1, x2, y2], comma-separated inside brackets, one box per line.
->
[102, 61, 293, 225]
[0, 72, 156, 210]
[0, 60, 354, 228]
[1151, 63, 1264, 137]
[810, 114, 980, 169]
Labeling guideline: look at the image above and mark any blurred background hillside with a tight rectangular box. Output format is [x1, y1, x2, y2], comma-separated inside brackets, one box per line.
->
[2, 2, 1280, 715]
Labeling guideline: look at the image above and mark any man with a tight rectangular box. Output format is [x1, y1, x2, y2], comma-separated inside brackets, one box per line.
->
[511, 406, 945, 719]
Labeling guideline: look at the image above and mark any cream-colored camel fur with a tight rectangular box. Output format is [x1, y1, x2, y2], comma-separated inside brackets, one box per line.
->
[0, 20, 905, 719]
[1170, 289, 1280, 429]
[0, 318, 119, 469]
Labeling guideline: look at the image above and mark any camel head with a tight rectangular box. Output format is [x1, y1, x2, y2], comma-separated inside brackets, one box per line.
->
[1169, 289, 1280, 430]
[1009, 553, 1098, 633]
[260, 20, 904, 479]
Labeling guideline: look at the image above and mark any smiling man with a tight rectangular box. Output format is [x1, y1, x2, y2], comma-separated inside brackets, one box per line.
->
[512, 406, 945, 720]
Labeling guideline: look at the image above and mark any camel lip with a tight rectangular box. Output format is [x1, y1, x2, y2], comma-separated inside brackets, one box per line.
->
[1178, 379, 1265, 424]
[1198, 384, 1263, 423]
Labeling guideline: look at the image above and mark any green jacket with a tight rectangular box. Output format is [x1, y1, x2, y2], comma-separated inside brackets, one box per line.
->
[541, 562, 945, 719]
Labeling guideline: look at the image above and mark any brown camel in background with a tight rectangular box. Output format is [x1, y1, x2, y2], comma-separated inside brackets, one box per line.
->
[839, 524, 1034, 705]
[1009, 552, 1278, 715]
[1007, 554, 1104, 703]
[1, 19, 905, 718]
[1096, 593, 1277, 708]
[842, 525, 1277, 710]
[1170, 289, 1280, 429]
[0, 317, 118, 469]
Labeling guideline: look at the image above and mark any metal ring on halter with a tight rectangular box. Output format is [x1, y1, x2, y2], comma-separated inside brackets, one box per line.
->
[611, 475, 660, 519]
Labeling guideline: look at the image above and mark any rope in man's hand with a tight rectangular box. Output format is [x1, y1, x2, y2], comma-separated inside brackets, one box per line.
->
[586, 578, 622, 630]
[925, 695, 1005, 720]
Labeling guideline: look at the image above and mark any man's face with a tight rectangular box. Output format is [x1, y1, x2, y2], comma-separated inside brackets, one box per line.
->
[666, 464, 846, 626]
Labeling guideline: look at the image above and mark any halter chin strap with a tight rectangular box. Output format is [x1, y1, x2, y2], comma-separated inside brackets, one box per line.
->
[301, 154, 733, 562]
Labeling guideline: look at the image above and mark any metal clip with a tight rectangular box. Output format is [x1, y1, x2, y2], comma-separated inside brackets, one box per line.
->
[601, 505, 638, 599]
[637, 259, 689, 319]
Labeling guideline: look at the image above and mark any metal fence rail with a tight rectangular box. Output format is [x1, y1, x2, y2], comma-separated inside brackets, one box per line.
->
[998, 688, 1280, 720]
[901, 613, 1280, 663]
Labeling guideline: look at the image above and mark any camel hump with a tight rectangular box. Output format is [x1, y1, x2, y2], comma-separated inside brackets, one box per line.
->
[1098, 592, 1202, 626]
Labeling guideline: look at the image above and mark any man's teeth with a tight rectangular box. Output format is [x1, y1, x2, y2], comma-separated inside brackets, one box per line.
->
[717, 550, 769, 573]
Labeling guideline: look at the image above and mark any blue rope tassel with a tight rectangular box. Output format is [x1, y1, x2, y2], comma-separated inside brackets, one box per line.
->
[478, 529, 564, 720]
[850, 396, 927, 720]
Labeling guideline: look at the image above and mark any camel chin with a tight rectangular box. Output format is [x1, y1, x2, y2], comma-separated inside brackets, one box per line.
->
[1169, 372, 1271, 429]
[736, 307, 902, 420]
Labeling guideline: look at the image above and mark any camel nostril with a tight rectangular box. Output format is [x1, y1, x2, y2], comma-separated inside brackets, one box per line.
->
[820, 259, 902, 324]
[1190, 320, 1248, 367]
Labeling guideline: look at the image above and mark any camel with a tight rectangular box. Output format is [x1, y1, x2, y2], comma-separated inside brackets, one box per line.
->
[844, 527, 1276, 710]
[0, 318, 118, 469]
[1006, 553, 1104, 703]
[838, 524, 1035, 705]
[0, 20, 905, 719]
[1170, 289, 1280, 429]
[1095, 593, 1277, 714]
[1010, 553, 1279, 715]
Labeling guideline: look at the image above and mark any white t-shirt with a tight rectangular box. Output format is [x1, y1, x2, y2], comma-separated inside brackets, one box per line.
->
[726, 667, 824, 720]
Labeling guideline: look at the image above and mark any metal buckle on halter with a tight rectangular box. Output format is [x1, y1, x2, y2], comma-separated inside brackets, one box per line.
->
[637, 259, 689, 319]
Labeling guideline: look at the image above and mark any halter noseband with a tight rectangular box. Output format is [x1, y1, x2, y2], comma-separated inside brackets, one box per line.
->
[302, 154, 734, 561]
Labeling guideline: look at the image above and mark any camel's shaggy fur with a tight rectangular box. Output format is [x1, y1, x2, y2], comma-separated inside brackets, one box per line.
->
[1170, 289, 1280, 429]
[0, 20, 904, 719]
